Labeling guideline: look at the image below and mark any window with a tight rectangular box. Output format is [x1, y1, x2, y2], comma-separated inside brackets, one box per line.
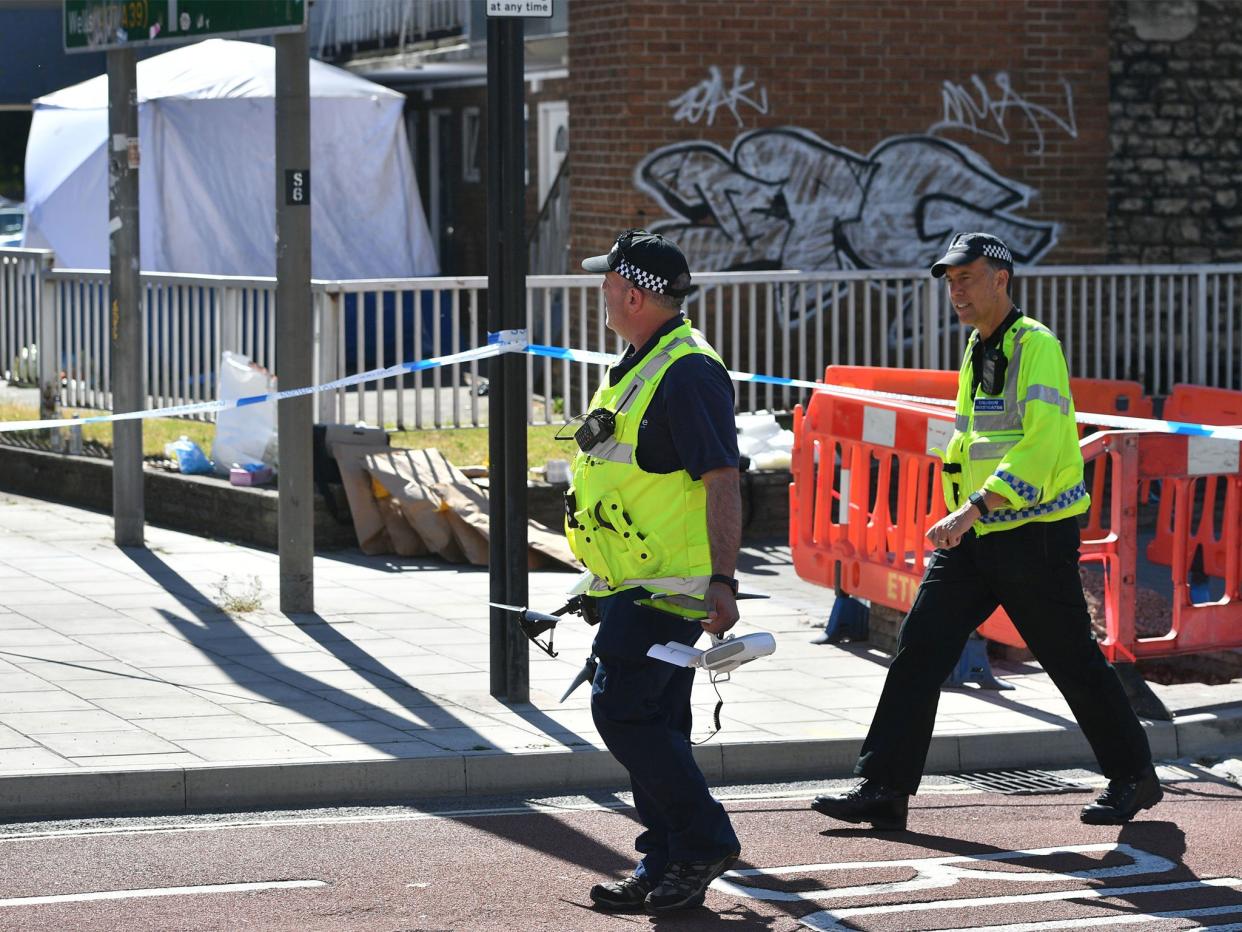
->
[462, 107, 480, 182]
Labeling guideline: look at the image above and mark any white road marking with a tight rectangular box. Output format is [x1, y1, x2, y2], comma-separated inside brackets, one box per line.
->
[712, 843, 1242, 932]
[922, 903, 1242, 932]
[0, 880, 327, 908]
[0, 785, 987, 844]
[714, 843, 1176, 902]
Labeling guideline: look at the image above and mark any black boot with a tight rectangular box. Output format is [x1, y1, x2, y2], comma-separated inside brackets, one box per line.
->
[1080, 766, 1163, 825]
[589, 874, 652, 912]
[810, 780, 909, 830]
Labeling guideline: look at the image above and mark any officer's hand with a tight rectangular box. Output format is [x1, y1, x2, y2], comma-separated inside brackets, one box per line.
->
[703, 582, 740, 635]
[925, 504, 978, 550]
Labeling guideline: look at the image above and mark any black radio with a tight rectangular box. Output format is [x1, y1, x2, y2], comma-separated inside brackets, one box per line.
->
[574, 408, 616, 452]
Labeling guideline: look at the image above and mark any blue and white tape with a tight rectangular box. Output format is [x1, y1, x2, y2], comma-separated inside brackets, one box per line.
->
[0, 339, 521, 435]
[2, 329, 1240, 444]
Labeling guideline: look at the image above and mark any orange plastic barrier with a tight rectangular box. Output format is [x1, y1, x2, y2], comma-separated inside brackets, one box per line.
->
[814, 368, 1154, 648]
[1147, 384, 1242, 579]
[1081, 428, 1242, 660]
[793, 373, 1242, 661]
[789, 384, 1021, 645]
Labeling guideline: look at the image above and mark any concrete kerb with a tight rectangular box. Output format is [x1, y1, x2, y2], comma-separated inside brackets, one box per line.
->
[3, 707, 1237, 821]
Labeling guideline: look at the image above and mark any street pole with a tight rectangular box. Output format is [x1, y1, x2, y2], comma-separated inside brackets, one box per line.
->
[107, 47, 144, 548]
[486, 16, 530, 701]
[275, 28, 314, 613]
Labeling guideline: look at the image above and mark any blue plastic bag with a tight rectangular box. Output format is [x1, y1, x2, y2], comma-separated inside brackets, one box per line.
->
[165, 436, 213, 475]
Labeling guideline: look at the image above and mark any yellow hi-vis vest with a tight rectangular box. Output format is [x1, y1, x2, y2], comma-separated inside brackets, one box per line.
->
[941, 313, 1089, 536]
[565, 318, 721, 604]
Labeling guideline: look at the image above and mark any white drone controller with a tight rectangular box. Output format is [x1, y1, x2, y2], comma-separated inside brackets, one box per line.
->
[647, 632, 776, 674]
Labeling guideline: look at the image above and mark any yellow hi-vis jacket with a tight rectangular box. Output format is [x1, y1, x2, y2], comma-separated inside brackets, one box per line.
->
[565, 318, 720, 604]
[940, 312, 1089, 536]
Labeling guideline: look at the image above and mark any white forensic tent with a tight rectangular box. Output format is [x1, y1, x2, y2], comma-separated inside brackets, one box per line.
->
[23, 38, 438, 279]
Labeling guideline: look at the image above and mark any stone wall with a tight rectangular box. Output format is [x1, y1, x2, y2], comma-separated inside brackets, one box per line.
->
[1109, 0, 1242, 263]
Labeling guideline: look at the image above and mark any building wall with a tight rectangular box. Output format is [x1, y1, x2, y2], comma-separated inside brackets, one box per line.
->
[405, 75, 569, 276]
[1109, 0, 1242, 263]
[567, 0, 1112, 272]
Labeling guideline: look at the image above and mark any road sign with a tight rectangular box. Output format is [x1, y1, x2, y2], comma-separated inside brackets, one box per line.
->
[486, 0, 552, 17]
[65, 1, 305, 53]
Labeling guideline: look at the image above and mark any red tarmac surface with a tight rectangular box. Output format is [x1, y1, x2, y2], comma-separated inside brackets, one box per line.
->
[2, 775, 1240, 930]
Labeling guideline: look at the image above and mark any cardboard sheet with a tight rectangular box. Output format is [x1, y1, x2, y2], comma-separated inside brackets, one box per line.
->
[332, 444, 577, 570]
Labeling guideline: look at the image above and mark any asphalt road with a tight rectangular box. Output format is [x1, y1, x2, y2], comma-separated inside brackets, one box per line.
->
[1, 770, 1239, 931]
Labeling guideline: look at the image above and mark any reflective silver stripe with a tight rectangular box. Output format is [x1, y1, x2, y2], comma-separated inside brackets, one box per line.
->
[620, 574, 711, 596]
[969, 439, 1017, 460]
[588, 436, 634, 464]
[590, 574, 711, 596]
[1023, 383, 1071, 415]
[955, 414, 971, 431]
[979, 481, 1087, 525]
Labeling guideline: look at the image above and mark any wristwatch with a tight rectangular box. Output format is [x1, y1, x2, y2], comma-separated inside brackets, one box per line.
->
[967, 490, 990, 516]
[709, 574, 739, 596]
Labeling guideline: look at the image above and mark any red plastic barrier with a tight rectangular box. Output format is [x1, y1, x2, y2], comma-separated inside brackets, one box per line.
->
[1147, 384, 1242, 578]
[792, 373, 1242, 661]
[814, 368, 1154, 648]
[1081, 429, 1242, 660]
[789, 384, 1021, 645]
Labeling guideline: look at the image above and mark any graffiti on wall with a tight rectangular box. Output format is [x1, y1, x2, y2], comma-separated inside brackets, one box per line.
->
[636, 127, 1058, 278]
[668, 66, 769, 127]
[930, 72, 1078, 155]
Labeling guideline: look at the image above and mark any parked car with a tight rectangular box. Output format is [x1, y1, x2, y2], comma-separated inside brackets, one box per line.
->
[0, 203, 24, 248]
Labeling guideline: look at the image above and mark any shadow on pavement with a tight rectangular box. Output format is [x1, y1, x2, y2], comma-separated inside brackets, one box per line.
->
[120, 547, 595, 757]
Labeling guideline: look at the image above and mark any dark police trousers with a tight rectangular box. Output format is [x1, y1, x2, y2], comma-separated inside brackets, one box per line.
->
[856, 517, 1152, 795]
[591, 587, 739, 882]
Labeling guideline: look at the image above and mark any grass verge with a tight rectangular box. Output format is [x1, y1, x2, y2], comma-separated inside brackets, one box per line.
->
[0, 401, 574, 470]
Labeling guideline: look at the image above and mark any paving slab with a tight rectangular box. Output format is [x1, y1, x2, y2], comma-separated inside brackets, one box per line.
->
[0, 488, 1239, 821]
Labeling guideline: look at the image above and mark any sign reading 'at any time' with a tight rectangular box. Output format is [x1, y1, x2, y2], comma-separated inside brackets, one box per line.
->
[486, 0, 553, 17]
[63, 0, 306, 53]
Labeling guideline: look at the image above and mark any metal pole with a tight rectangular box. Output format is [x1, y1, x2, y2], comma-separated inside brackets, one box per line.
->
[486, 18, 510, 699]
[486, 16, 530, 701]
[500, 18, 530, 702]
[107, 48, 144, 548]
[275, 29, 314, 613]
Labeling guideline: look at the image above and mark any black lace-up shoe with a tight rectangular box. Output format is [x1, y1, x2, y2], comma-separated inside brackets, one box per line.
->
[1080, 767, 1163, 825]
[810, 780, 909, 830]
[589, 874, 652, 912]
[643, 850, 739, 913]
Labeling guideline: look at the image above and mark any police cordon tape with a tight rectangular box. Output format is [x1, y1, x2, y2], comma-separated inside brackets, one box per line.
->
[2, 329, 1240, 444]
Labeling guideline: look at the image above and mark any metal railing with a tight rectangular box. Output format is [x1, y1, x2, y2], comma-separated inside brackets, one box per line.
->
[529, 158, 569, 275]
[313, 0, 468, 60]
[3, 248, 1241, 431]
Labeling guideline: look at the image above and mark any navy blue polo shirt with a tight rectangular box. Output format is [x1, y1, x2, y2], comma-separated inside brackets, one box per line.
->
[608, 315, 739, 479]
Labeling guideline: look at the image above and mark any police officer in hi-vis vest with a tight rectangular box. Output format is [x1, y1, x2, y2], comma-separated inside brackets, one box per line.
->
[812, 233, 1162, 831]
[572, 230, 742, 914]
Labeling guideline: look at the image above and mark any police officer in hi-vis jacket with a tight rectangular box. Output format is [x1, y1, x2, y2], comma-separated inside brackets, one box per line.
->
[572, 230, 742, 914]
[811, 233, 1162, 831]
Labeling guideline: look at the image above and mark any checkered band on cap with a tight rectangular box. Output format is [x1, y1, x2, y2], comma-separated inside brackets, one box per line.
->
[616, 259, 669, 294]
[981, 242, 1013, 264]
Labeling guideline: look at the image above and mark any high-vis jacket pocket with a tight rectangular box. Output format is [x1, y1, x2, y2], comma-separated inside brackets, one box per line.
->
[570, 489, 663, 588]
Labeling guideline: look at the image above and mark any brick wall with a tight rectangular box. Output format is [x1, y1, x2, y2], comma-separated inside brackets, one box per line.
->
[1109, 0, 1242, 263]
[568, 0, 1112, 271]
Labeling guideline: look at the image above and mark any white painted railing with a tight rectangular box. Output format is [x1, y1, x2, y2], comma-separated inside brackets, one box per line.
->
[3, 249, 1241, 431]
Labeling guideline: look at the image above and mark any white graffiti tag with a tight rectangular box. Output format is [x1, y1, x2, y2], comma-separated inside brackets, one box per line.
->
[931, 72, 1078, 155]
[711, 843, 1242, 932]
[668, 66, 769, 127]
